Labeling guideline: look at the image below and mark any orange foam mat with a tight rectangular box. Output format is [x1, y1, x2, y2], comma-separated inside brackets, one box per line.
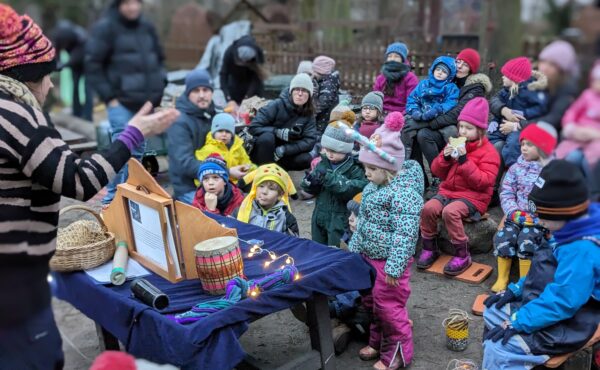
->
[423, 255, 493, 284]
[471, 294, 489, 316]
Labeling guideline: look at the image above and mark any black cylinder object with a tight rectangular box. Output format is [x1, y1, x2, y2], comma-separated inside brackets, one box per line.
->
[130, 278, 169, 310]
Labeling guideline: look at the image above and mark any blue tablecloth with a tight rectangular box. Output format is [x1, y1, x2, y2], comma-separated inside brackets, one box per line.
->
[52, 214, 374, 369]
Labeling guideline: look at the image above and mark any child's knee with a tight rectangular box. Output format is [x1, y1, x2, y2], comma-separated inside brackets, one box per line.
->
[441, 205, 464, 222]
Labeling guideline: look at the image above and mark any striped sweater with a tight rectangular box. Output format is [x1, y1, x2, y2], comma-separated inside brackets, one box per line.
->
[0, 86, 131, 327]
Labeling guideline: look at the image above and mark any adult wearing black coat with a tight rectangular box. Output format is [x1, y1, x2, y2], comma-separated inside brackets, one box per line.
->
[220, 35, 266, 105]
[249, 73, 318, 171]
[85, 0, 167, 205]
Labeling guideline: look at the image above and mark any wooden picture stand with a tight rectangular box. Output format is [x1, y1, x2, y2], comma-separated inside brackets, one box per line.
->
[102, 159, 237, 282]
[423, 255, 493, 284]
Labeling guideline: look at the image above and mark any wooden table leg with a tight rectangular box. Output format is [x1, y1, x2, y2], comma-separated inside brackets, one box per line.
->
[95, 323, 120, 351]
[306, 294, 335, 370]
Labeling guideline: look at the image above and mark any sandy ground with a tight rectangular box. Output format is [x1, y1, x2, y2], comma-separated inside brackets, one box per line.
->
[54, 170, 503, 370]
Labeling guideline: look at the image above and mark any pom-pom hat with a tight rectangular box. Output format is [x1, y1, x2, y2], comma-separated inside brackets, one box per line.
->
[358, 112, 405, 172]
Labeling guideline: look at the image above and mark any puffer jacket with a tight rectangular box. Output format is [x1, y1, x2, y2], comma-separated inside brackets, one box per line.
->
[244, 200, 299, 236]
[249, 89, 318, 156]
[427, 73, 493, 130]
[500, 155, 544, 216]
[167, 94, 217, 198]
[490, 70, 549, 122]
[195, 132, 256, 183]
[349, 160, 424, 278]
[373, 70, 419, 114]
[314, 71, 341, 130]
[406, 56, 460, 115]
[432, 136, 500, 214]
[85, 1, 166, 111]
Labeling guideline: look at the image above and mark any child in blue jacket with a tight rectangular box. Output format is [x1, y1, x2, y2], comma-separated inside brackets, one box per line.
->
[482, 160, 600, 370]
[488, 57, 549, 168]
[403, 56, 459, 159]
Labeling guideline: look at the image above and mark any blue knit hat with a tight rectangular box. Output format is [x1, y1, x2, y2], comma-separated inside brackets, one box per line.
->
[197, 153, 229, 182]
[185, 68, 213, 96]
[385, 42, 408, 62]
[211, 113, 236, 135]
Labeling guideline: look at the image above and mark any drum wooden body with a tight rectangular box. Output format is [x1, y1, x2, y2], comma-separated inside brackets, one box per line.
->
[194, 236, 244, 295]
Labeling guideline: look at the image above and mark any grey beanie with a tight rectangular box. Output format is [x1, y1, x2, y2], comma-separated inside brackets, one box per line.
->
[237, 46, 257, 62]
[321, 121, 354, 154]
[361, 91, 384, 112]
[211, 113, 236, 135]
[289, 73, 314, 97]
[347, 198, 360, 216]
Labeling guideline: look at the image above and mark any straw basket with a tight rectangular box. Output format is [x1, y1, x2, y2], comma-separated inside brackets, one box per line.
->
[49, 205, 116, 272]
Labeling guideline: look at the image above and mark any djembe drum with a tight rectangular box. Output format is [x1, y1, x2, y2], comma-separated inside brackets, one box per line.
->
[194, 236, 244, 295]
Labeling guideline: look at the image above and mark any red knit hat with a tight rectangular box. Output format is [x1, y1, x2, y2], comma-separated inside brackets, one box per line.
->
[519, 122, 557, 157]
[457, 97, 489, 129]
[456, 48, 480, 73]
[501, 57, 532, 84]
[90, 351, 136, 370]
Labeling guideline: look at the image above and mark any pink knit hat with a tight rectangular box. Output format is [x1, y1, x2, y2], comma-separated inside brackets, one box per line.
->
[539, 40, 579, 78]
[458, 97, 489, 129]
[312, 55, 335, 75]
[358, 112, 405, 172]
[501, 57, 532, 84]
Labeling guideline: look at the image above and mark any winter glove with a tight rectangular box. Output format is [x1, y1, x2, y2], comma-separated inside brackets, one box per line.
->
[509, 210, 537, 226]
[483, 289, 516, 310]
[274, 146, 286, 162]
[484, 324, 519, 345]
[288, 126, 303, 140]
[411, 111, 423, 121]
[275, 128, 290, 142]
[422, 107, 441, 121]
[488, 120, 499, 134]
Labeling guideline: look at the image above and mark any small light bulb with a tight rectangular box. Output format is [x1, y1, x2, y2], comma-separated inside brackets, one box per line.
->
[294, 273, 300, 280]
[247, 253, 253, 258]
[250, 290, 257, 297]
[285, 258, 291, 264]
[264, 261, 270, 267]
[270, 253, 276, 260]
[280, 265, 285, 269]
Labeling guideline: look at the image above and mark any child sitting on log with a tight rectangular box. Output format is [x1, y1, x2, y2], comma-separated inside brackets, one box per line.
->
[192, 153, 244, 216]
[236, 163, 299, 236]
[482, 160, 600, 370]
[491, 122, 557, 292]
[416, 97, 500, 275]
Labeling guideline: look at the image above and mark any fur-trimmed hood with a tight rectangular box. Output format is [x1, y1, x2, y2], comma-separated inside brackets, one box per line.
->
[465, 73, 493, 94]
[526, 70, 548, 91]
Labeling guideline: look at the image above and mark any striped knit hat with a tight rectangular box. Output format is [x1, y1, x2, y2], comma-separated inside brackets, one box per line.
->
[528, 160, 589, 221]
[0, 4, 56, 82]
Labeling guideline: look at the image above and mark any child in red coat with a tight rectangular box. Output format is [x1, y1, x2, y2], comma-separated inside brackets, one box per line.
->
[417, 97, 500, 275]
[192, 153, 244, 216]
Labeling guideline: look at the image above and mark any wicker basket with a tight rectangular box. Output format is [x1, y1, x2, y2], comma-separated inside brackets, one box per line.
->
[50, 205, 116, 272]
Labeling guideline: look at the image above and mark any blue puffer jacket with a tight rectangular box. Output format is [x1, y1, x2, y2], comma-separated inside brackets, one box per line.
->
[509, 203, 600, 334]
[406, 56, 460, 115]
[490, 70, 549, 122]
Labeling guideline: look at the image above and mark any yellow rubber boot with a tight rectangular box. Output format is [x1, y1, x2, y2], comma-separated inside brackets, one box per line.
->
[491, 257, 512, 293]
[519, 258, 531, 278]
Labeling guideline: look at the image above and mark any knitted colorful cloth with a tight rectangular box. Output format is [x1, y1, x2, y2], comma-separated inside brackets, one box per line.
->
[171, 265, 299, 324]
[510, 210, 538, 226]
[0, 4, 55, 71]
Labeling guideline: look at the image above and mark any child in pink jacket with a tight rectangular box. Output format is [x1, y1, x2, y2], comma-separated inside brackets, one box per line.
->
[555, 61, 600, 176]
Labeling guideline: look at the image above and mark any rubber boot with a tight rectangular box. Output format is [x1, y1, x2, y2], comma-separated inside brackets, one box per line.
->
[491, 257, 512, 293]
[416, 237, 440, 269]
[443, 240, 472, 276]
[519, 258, 531, 278]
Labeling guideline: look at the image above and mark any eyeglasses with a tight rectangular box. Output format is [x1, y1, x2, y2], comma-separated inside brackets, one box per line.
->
[456, 60, 468, 67]
[362, 105, 376, 111]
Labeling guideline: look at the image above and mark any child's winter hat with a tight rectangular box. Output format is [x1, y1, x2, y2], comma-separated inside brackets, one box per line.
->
[361, 91, 384, 113]
[385, 42, 408, 62]
[434, 63, 450, 76]
[312, 55, 335, 75]
[197, 153, 229, 182]
[185, 68, 213, 96]
[329, 100, 356, 125]
[358, 112, 405, 172]
[538, 40, 579, 78]
[322, 121, 354, 154]
[237, 45, 257, 63]
[591, 61, 600, 81]
[237, 164, 296, 222]
[289, 73, 314, 96]
[458, 97, 489, 130]
[297, 60, 313, 74]
[456, 48, 481, 73]
[90, 351, 136, 370]
[519, 122, 557, 157]
[528, 160, 589, 221]
[346, 192, 362, 216]
[211, 112, 236, 135]
[501, 57, 532, 84]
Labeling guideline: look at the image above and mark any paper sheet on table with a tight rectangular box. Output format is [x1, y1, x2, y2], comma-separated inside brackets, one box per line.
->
[85, 259, 151, 285]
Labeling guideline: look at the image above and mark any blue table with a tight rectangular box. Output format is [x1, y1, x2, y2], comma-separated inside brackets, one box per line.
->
[52, 214, 373, 369]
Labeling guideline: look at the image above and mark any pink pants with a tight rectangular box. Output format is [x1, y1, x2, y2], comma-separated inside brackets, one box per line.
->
[420, 198, 469, 243]
[362, 256, 414, 367]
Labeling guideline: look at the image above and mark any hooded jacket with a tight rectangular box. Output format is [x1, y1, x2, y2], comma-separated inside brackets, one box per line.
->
[219, 35, 265, 104]
[490, 70, 549, 122]
[85, 0, 166, 110]
[195, 132, 256, 183]
[432, 137, 500, 214]
[249, 89, 318, 157]
[167, 94, 217, 198]
[373, 69, 419, 114]
[349, 160, 424, 278]
[314, 71, 341, 129]
[406, 56, 460, 115]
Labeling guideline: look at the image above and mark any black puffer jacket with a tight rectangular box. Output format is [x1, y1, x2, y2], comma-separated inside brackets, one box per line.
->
[220, 35, 265, 104]
[427, 73, 493, 130]
[85, 2, 166, 111]
[249, 89, 318, 156]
